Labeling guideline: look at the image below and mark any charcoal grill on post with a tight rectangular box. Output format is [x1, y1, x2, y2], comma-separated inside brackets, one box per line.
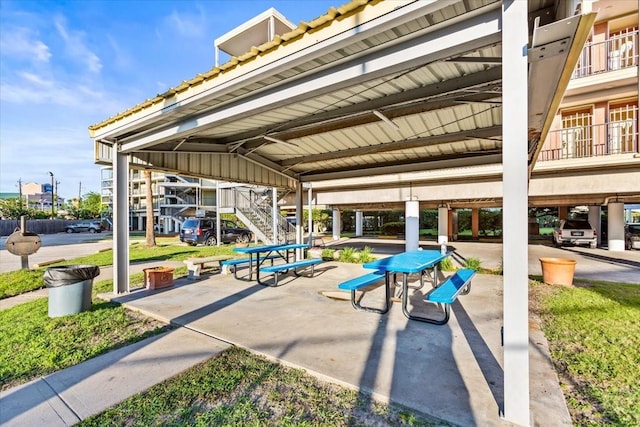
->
[6, 217, 42, 269]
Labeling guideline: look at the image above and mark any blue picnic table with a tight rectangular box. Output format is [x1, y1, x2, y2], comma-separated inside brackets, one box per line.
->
[363, 249, 450, 321]
[233, 243, 309, 285]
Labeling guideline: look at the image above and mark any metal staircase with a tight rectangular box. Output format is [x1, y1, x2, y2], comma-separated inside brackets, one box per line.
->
[231, 188, 296, 244]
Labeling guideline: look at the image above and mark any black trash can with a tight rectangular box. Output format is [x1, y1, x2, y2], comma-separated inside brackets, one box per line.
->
[44, 265, 100, 318]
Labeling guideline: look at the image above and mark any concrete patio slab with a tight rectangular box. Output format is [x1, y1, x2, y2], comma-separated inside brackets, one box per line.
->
[104, 260, 571, 426]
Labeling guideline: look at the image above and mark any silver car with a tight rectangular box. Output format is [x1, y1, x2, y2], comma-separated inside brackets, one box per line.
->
[65, 221, 104, 234]
[553, 219, 597, 249]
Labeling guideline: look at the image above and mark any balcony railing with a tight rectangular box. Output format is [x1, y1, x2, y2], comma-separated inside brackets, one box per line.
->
[573, 30, 638, 78]
[539, 121, 639, 161]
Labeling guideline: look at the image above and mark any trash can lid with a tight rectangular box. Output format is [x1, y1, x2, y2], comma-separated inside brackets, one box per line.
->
[44, 265, 101, 287]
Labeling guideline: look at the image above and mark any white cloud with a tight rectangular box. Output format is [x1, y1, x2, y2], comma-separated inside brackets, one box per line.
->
[54, 15, 102, 73]
[165, 5, 206, 38]
[0, 26, 51, 62]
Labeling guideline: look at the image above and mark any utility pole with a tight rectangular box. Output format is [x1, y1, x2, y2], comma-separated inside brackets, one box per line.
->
[48, 172, 55, 219]
[17, 178, 23, 210]
[78, 181, 82, 208]
[56, 180, 60, 214]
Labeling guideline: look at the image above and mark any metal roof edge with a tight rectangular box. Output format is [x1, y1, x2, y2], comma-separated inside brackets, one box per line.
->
[88, 0, 384, 137]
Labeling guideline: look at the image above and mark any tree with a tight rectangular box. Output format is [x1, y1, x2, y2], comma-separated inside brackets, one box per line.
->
[63, 192, 104, 220]
[83, 192, 103, 218]
[0, 198, 35, 219]
[144, 170, 157, 247]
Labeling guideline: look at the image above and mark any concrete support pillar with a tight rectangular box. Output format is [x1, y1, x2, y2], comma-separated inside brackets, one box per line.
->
[215, 182, 221, 246]
[112, 149, 130, 294]
[438, 206, 448, 251]
[295, 181, 303, 259]
[608, 202, 625, 251]
[355, 210, 363, 237]
[558, 206, 569, 221]
[332, 208, 341, 241]
[471, 208, 480, 240]
[588, 206, 601, 246]
[272, 187, 278, 244]
[308, 185, 313, 245]
[502, 1, 530, 424]
[405, 199, 419, 251]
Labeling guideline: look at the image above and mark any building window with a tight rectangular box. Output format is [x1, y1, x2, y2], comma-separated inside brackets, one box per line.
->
[608, 28, 638, 71]
[561, 109, 592, 158]
[609, 101, 638, 154]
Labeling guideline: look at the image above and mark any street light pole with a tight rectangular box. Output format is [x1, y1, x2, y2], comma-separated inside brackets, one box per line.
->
[48, 171, 55, 219]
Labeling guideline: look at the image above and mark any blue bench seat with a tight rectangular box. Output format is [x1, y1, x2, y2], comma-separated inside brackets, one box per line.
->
[221, 255, 279, 278]
[259, 258, 323, 286]
[421, 268, 475, 325]
[338, 271, 390, 314]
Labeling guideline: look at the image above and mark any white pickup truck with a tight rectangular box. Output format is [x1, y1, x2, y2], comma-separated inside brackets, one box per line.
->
[553, 219, 597, 249]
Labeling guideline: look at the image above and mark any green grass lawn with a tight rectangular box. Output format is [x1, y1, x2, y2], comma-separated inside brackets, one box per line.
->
[531, 279, 640, 426]
[79, 346, 441, 427]
[0, 276, 170, 391]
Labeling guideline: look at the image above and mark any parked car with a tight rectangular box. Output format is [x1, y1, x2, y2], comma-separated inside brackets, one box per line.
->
[65, 221, 103, 234]
[179, 218, 252, 246]
[552, 219, 597, 248]
[625, 223, 640, 250]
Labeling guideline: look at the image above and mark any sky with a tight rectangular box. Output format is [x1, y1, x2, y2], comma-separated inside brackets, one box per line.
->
[0, 0, 341, 201]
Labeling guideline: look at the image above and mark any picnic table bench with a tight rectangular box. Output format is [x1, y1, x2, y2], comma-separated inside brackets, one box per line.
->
[183, 255, 234, 280]
[338, 270, 389, 313]
[418, 268, 475, 324]
[220, 255, 280, 278]
[260, 258, 323, 287]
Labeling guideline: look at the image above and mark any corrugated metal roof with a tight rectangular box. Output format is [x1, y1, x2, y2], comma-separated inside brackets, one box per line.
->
[90, 0, 593, 190]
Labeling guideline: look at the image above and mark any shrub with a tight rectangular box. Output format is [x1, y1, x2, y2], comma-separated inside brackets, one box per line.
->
[439, 257, 456, 272]
[464, 257, 482, 271]
[339, 247, 357, 263]
[357, 246, 375, 263]
[320, 248, 335, 261]
[380, 222, 405, 235]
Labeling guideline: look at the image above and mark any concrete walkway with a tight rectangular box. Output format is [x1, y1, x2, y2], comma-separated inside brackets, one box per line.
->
[1, 238, 638, 426]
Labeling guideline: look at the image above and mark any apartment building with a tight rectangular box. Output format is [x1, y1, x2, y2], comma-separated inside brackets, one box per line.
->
[100, 167, 217, 233]
[541, 2, 637, 165]
[533, 0, 638, 247]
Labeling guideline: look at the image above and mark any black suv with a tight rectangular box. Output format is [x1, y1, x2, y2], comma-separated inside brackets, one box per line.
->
[179, 218, 252, 246]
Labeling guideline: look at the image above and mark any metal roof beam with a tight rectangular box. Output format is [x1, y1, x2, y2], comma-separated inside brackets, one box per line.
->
[300, 153, 503, 182]
[220, 68, 502, 145]
[279, 125, 502, 167]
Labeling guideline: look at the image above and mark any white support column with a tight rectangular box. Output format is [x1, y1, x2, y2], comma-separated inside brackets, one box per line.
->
[451, 209, 459, 241]
[502, 1, 530, 425]
[588, 206, 601, 246]
[405, 199, 420, 251]
[355, 210, 363, 237]
[112, 148, 130, 294]
[272, 187, 278, 244]
[215, 182, 221, 246]
[608, 202, 625, 251]
[307, 185, 313, 245]
[438, 206, 449, 253]
[332, 208, 341, 241]
[295, 181, 303, 259]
